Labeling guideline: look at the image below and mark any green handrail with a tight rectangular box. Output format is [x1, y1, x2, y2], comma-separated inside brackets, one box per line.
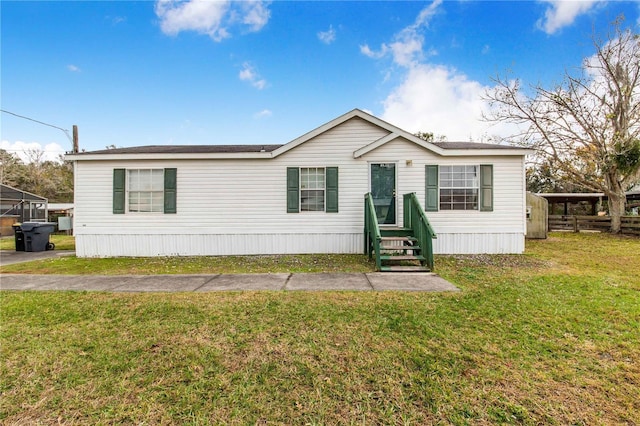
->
[364, 193, 382, 271]
[403, 192, 437, 271]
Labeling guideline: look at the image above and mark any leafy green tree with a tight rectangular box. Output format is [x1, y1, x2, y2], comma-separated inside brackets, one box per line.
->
[0, 149, 28, 188]
[414, 131, 447, 143]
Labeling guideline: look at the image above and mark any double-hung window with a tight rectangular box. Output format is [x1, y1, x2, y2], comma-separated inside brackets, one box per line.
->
[113, 168, 177, 214]
[425, 164, 493, 212]
[300, 167, 325, 212]
[286, 167, 338, 213]
[439, 165, 479, 210]
[128, 169, 165, 212]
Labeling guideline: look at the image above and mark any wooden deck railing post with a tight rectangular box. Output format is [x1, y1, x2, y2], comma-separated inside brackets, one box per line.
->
[364, 193, 382, 270]
[403, 193, 436, 271]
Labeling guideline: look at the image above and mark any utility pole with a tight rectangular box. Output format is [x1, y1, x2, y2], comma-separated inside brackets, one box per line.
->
[72, 125, 79, 153]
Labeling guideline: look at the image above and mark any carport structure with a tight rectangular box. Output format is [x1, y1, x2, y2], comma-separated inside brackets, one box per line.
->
[0, 184, 48, 235]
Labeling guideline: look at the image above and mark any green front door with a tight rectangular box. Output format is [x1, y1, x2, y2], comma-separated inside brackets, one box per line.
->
[370, 163, 396, 225]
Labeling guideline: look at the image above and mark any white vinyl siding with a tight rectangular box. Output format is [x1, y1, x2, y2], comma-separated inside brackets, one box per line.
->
[360, 138, 527, 246]
[73, 117, 527, 256]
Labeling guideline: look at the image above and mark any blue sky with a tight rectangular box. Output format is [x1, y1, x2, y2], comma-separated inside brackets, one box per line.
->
[2, 0, 639, 161]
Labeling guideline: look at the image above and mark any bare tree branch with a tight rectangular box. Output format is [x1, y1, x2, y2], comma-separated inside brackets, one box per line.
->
[483, 17, 640, 232]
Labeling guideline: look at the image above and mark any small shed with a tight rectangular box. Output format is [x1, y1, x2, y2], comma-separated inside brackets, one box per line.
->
[0, 184, 48, 236]
[526, 192, 548, 239]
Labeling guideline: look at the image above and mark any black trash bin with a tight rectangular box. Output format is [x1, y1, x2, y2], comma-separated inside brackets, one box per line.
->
[12, 224, 26, 251]
[12, 222, 56, 252]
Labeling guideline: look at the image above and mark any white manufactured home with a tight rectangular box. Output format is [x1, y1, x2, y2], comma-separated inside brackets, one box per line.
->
[67, 109, 530, 266]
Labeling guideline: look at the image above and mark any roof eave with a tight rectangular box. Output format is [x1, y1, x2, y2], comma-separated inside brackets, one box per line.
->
[435, 148, 534, 156]
[66, 152, 274, 161]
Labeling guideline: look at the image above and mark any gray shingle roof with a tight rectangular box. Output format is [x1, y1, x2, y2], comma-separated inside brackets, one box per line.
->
[76, 144, 284, 155]
[432, 142, 524, 150]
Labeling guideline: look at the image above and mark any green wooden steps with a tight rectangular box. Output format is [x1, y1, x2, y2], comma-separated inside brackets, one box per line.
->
[378, 229, 430, 272]
[365, 193, 436, 272]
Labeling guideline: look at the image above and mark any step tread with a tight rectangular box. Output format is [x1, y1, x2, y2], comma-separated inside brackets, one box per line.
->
[380, 265, 430, 272]
[380, 228, 414, 237]
[380, 255, 426, 261]
[380, 236, 417, 241]
[380, 245, 422, 251]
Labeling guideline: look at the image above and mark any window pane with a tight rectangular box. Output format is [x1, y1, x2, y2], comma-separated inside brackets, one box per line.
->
[128, 170, 140, 191]
[152, 169, 164, 189]
[127, 169, 165, 213]
[438, 169, 480, 210]
[300, 168, 325, 211]
[301, 190, 324, 211]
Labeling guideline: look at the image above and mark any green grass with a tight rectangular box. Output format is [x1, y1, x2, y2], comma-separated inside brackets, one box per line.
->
[0, 253, 374, 274]
[0, 234, 75, 251]
[1, 232, 638, 424]
[0, 235, 376, 274]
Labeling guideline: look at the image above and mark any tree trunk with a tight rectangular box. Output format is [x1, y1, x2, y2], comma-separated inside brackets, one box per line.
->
[607, 190, 626, 234]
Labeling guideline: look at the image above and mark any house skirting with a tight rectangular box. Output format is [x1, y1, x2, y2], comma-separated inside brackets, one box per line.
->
[433, 232, 525, 254]
[74, 232, 525, 257]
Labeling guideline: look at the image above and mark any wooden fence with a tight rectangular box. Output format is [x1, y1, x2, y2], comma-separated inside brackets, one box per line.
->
[549, 215, 640, 235]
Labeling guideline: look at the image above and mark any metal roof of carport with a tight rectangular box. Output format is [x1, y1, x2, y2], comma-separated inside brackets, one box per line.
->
[0, 184, 47, 202]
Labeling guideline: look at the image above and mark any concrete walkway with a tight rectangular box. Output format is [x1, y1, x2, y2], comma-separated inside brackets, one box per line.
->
[0, 249, 75, 266]
[0, 273, 459, 293]
[0, 249, 459, 292]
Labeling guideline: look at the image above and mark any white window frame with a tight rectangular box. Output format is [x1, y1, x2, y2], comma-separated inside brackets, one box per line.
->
[300, 167, 326, 212]
[127, 169, 164, 213]
[439, 165, 480, 211]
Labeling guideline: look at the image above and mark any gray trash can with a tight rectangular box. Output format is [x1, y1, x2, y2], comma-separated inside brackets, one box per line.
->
[13, 222, 57, 252]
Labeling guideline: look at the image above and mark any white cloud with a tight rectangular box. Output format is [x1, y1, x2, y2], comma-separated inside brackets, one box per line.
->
[107, 15, 126, 25]
[154, 0, 270, 41]
[380, 64, 519, 141]
[239, 62, 267, 89]
[254, 109, 272, 119]
[241, 0, 270, 32]
[536, 0, 601, 34]
[67, 64, 81, 72]
[318, 25, 336, 44]
[481, 44, 490, 55]
[361, 0, 521, 142]
[0, 140, 66, 163]
[359, 0, 441, 67]
[360, 44, 387, 59]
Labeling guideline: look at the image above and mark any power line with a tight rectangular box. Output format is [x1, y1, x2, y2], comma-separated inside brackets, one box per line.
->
[1, 109, 73, 143]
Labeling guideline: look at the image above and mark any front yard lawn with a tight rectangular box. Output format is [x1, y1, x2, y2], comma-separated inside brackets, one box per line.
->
[1, 232, 638, 424]
[0, 234, 75, 251]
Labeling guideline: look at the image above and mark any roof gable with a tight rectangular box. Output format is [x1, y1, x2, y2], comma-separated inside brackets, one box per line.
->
[273, 109, 531, 158]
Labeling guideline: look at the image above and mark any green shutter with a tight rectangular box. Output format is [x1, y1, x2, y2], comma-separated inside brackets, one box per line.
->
[425, 165, 439, 212]
[164, 168, 177, 214]
[480, 164, 493, 212]
[325, 167, 339, 213]
[287, 167, 299, 213]
[113, 169, 125, 214]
